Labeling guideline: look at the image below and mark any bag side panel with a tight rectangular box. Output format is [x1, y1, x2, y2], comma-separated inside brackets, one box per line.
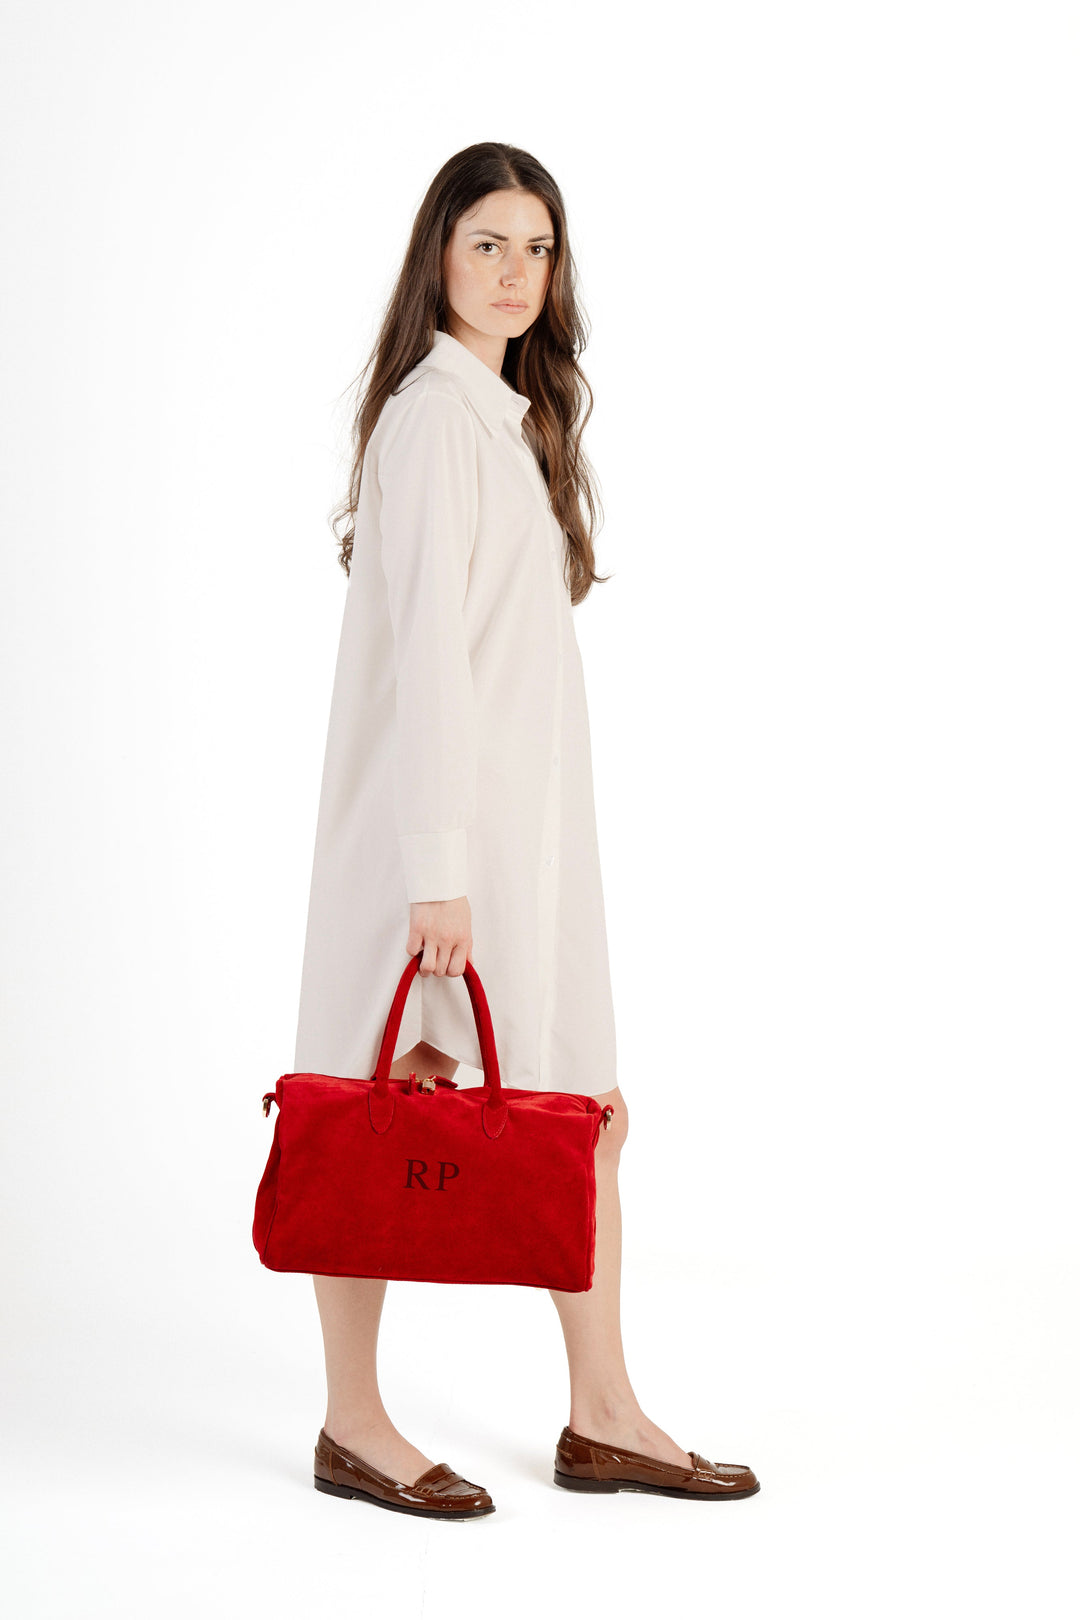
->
[252, 1118, 283, 1261]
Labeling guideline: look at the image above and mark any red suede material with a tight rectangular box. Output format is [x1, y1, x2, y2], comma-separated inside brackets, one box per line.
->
[253, 955, 607, 1291]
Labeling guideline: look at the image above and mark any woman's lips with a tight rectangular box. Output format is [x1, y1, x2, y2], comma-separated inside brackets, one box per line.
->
[494, 301, 527, 311]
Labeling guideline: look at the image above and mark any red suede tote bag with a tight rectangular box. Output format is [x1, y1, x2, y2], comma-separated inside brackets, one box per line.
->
[253, 952, 615, 1291]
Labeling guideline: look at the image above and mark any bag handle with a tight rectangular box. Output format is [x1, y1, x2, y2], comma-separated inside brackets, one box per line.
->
[369, 953, 507, 1139]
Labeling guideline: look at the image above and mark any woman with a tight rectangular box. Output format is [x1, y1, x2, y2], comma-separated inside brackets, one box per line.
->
[294, 142, 760, 1518]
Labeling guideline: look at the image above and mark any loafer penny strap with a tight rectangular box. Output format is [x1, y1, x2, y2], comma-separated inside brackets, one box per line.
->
[689, 1450, 752, 1480]
[411, 1461, 470, 1494]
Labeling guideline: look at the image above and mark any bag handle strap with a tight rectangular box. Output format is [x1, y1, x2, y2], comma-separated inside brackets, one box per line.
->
[369, 953, 507, 1138]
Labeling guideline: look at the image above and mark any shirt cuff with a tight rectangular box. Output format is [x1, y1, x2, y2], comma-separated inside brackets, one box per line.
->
[398, 829, 469, 903]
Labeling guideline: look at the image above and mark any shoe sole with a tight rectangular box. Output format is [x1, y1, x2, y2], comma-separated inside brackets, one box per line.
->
[314, 1474, 495, 1518]
[553, 1468, 760, 1499]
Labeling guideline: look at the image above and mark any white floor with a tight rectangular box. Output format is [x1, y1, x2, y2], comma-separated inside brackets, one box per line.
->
[5, 1237, 1075, 1619]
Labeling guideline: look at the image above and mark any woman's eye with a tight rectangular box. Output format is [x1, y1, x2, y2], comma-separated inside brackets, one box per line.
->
[475, 242, 552, 256]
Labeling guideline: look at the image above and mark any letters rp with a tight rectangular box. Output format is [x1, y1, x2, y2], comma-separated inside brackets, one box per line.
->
[405, 1159, 460, 1191]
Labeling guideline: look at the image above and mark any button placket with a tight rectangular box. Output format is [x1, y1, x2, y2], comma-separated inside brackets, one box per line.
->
[510, 424, 566, 583]
[536, 552, 565, 1087]
[507, 414, 567, 1088]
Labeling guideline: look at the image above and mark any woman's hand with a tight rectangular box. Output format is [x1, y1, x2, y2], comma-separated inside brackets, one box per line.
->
[407, 897, 472, 977]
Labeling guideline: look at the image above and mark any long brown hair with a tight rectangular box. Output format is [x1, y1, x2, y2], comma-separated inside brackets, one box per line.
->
[329, 142, 611, 606]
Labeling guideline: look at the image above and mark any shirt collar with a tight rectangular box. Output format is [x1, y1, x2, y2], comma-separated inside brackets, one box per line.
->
[415, 329, 532, 437]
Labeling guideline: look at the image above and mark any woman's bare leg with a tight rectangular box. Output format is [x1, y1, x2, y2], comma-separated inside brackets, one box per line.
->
[311, 1039, 459, 1487]
[548, 1086, 694, 1467]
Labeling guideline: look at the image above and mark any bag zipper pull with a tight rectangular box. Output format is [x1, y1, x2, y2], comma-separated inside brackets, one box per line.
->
[602, 1106, 614, 1130]
[262, 1092, 277, 1117]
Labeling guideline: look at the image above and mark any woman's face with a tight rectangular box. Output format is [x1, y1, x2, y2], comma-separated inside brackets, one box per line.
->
[442, 189, 555, 343]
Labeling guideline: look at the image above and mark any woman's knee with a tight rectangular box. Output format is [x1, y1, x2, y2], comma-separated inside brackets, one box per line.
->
[389, 1040, 459, 1080]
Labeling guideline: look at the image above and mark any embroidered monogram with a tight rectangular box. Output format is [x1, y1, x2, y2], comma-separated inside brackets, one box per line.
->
[404, 1158, 461, 1191]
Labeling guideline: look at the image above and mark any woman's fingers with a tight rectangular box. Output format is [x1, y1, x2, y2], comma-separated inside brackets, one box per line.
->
[408, 897, 472, 975]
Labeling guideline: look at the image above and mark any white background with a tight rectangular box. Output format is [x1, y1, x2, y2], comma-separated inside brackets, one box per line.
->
[2, 1, 1077, 1614]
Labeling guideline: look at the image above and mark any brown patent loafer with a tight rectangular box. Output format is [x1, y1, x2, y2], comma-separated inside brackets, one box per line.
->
[314, 1428, 495, 1519]
[553, 1424, 760, 1499]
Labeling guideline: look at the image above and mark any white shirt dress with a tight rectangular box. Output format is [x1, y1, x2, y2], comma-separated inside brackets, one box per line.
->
[292, 329, 618, 1096]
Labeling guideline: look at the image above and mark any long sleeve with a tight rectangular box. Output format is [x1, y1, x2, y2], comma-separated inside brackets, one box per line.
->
[376, 385, 479, 903]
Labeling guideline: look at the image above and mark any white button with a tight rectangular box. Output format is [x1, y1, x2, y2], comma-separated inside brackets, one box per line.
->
[544, 853, 555, 866]
[549, 547, 557, 559]
[552, 753, 559, 765]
